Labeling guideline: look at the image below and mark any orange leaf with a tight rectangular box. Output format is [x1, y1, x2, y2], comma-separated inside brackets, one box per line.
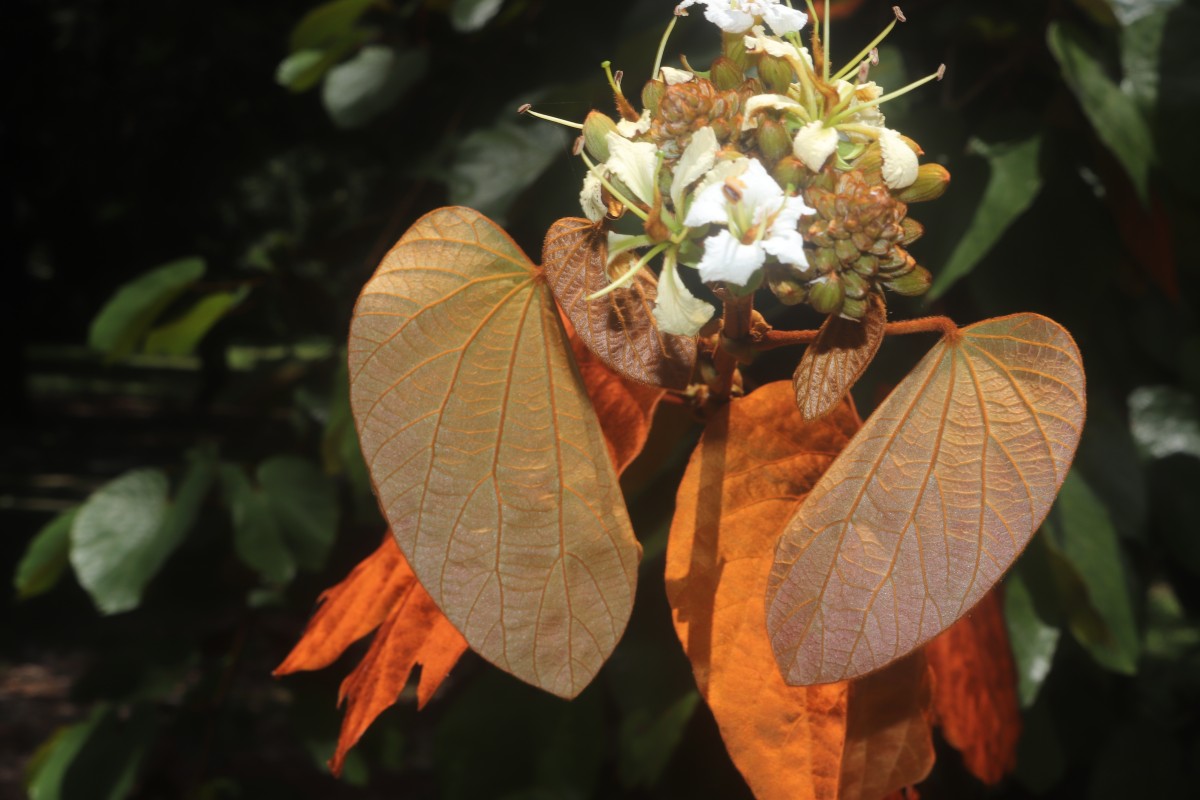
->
[563, 313, 665, 474]
[769, 314, 1085, 684]
[542, 217, 696, 389]
[274, 537, 409, 675]
[793, 294, 887, 421]
[348, 207, 639, 698]
[666, 381, 933, 800]
[925, 589, 1021, 785]
[329, 556, 468, 775]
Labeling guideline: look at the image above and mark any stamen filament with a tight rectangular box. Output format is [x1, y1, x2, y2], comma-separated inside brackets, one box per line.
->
[830, 17, 899, 82]
[823, 0, 831, 82]
[651, 16, 678, 80]
[828, 65, 945, 125]
[601, 61, 621, 95]
[586, 242, 670, 300]
[578, 150, 650, 223]
[518, 105, 583, 129]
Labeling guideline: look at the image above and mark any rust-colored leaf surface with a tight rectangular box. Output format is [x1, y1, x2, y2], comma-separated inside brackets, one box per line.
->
[794, 294, 887, 421]
[564, 315, 665, 474]
[925, 589, 1021, 785]
[768, 314, 1086, 684]
[349, 207, 639, 698]
[542, 217, 696, 389]
[666, 382, 933, 800]
[275, 536, 468, 776]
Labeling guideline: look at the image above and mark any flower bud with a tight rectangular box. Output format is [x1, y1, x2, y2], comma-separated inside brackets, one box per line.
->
[758, 54, 793, 94]
[642, 79, 666, 116]
[711, 57, 744, 91]
[853, 254, 879, 276]
[721, 31, 750, 70]
[756, 118, 792, 166]
[884, 265, 932, 296]
[900, 218, 924, 244]
[765, 264, 809, 305]
[808, 275, 845, 314]
[840, 295, 868, 319]
[583, 111, 619, 162]
[772, 156, 806, 190]
[841, 270, 870, 300]
[895, 163, 950, 203]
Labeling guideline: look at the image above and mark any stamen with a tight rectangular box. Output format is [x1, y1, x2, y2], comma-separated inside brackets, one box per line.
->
[828, 65, 947, 125]
[602, 60, 640, 121]
[830, 15, 899, 82]
[823, 0, 831, 82]
[601, 61, 620, 95]
[614, 70, 624, 87]
[518, 105, 584, 130]
[586, 242, 670, 300]
[893, 5, 907, 23]
[572, 135, 585, 156]
[651, 16, 679, 79]
[578, 150, 650, 223]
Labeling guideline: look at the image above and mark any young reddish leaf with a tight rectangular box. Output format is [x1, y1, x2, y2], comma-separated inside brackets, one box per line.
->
[768, 314, 1086, 685]
[542, 217, 696, 389]
[924, 588, 1021, 785]
[793, 294, 887, 421]
[666, 382, 934, 800]
[349, 207, 639, 698]
[563, 315, 665, 474]
[277, 536, 468, 776]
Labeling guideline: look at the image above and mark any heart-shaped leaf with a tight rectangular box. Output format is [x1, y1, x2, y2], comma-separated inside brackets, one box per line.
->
[793, 294, 887, 421]
[768, 314, 1086, 685]
[542, 217, 696, 389]
[349, 207, 639, 698]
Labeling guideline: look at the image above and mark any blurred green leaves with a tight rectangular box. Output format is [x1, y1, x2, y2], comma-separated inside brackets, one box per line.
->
[25, 704, 156, 800]
[1047, 21, 1155, 203]
[322, 45, 429, 129]
[447, 118, 567, 222]
[927, 136, 1042, 301]
[14, 508, 77, 600]
[221, 456, 338, 585]
[88, 257, 205, 360]
[451, 0, 506, 32]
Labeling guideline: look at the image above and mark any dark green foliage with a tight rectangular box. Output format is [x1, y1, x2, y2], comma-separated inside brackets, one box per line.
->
[6, 0, 1200, 797]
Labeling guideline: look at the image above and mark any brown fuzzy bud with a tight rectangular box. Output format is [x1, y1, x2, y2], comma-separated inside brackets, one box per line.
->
[583, 111, 618, 162]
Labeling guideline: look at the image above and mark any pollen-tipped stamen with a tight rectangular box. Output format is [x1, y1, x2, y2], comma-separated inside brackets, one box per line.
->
[830, 8, 903, 83]
[518, 105, 584, 129]
[828, 64, 945, 125]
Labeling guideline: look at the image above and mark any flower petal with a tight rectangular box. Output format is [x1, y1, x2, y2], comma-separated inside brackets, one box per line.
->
[696, 229, 766, 286]
[606, 132, 659, 205]
[684, 178, 733, 228]
[879, 128, 919, 189]
[736, 158, 786, 215]
[762, 228, 809, 267]
[793, 121, 839, 172]
[660, 67, 695, 86]
[741, 92, 804, 131]
[654, 259, 716, 336]
[580, 172, 606, 221]
[671, 126, 721, 211]
[616, 109, 652, 138]
[759, 2, 808, 35]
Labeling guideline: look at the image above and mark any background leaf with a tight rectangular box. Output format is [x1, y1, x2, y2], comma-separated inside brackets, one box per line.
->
[451, 0, 507, 32]
[927, 136, 1042, 301]
[142, 288, 248, 356]
[14, 508, 77, 600]
[87, 257, 205, 360]
[447, 122, 568, 223]
[321, 45, 428, 129]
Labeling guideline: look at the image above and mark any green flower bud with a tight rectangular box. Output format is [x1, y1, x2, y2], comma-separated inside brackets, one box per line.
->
[900, 218, 924, 244]
[840, 295, 868, 319]
[772, 156, 806, 191]
[884, 265, 932, 296]
[834, 237, 859, 264]
[852, 254, 879, 277]
[895, 164, 950, 203]
[758, 55, 793, 95]
[808, 276, 845, 314]
[811, 245, 840, 274]
[756, 118, 792, 166]
[642, 79, 666, 116]
[712, 57, 744, 91]
[765, 265, 809, 305]
[583, 111, 618, 162]
[721, 31, 750, 70]
[841, 270, 870, 300]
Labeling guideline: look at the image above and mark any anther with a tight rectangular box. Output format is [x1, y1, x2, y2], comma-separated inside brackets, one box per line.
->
[936, 63, 946, 81]
[518, 103, 532, 114]
[871, 48, 880, 66]
[893, 6, 906, 22]
[572, 135, 585, 156]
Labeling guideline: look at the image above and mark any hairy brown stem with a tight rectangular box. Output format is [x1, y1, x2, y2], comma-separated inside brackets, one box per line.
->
[712, 289, 755, 399]
[754, 315, 960, 351]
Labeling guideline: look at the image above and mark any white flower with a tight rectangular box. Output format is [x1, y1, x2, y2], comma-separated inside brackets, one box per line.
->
[741, 93, 803, 131]
[684, 158, 813, 285]
[878, 128, 918, 189]
[605, 131, 659, 205]
[793, 120, 839, 172]
[743, 25, 811, 65]
[670, 126, 720, 210]
[653, 257, 716, 336]
[580, 172, 606, 221]
[676, 0, 807, 36]
[616, 109, 652, 137]
[659, 66, 694, 85]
